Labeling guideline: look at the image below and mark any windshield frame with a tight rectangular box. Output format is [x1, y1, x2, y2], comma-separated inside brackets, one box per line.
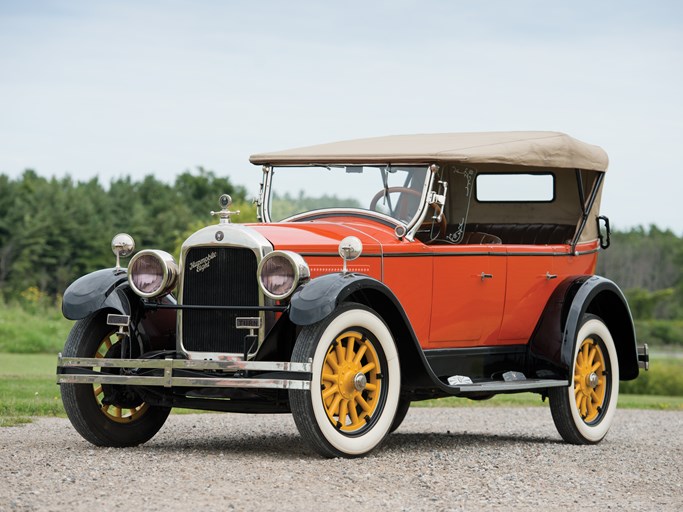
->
[258, 163, 437, 238]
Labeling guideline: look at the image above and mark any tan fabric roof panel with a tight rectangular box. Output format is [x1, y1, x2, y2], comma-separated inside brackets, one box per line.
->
[249, 131, 609, 171]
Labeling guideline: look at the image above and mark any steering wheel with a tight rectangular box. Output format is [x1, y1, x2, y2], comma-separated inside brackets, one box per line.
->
[369, 187, 447, 241]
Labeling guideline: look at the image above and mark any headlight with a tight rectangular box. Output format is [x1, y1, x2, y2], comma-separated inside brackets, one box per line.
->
[128, 250, 179, 298]
[258, 251, 310, 300]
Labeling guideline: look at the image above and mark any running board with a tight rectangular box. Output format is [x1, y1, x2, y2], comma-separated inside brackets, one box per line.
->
[452, 379, 568, 394]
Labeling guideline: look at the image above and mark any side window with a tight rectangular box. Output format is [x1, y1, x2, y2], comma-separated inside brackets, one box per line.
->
[475, 173, 555, 202]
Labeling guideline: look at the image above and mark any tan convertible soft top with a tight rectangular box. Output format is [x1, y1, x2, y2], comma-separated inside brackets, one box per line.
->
[250, 131, 608, 171]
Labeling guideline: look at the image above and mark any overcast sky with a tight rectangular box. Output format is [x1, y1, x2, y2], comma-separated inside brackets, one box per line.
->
[1, 1, 682, 233]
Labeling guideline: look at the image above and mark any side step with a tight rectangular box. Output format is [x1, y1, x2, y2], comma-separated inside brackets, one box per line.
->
[451, 379, 568, 394]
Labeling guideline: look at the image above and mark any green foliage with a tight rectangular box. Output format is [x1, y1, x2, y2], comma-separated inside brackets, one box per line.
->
[621, 358, 683, 396]
[0, 299, 73, 353]
[0, 168, 249, 300]
[270, 190, 360, 221]
[635, 320, 683, 347]
[596, 226, 683, 320]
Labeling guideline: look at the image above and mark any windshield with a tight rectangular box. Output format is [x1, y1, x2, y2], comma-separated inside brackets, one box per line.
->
[267, 165, 430, 224]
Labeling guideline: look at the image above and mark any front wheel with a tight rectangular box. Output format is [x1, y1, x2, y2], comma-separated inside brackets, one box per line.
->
[548, 315, 619, 444]
[289, 303, 401, 458]
[60, 313, 171, 447]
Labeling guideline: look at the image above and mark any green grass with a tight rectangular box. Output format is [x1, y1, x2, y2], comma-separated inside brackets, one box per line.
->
[0, 353, 64, 425]
[1, 353, 682, 427]
[413, 392, 683, 410]
[0, 302, 73, 353]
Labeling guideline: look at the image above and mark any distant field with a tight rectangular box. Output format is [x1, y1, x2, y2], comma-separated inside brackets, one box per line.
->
[0, 302, 73, 353]
[1, 353, 681, 427]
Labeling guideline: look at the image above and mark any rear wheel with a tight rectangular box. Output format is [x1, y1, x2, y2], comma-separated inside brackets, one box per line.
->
[549, 315, 619, 444]
[289, 303, 400, 457]
[60, 313, 171, 447]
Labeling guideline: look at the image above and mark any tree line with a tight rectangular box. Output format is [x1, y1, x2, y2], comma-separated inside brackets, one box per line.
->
[0, 168, 256, 298]
[1, 170, 682, 323]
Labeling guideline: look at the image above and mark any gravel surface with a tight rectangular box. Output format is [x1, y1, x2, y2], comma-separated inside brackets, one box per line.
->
[1, 407, 681, 511]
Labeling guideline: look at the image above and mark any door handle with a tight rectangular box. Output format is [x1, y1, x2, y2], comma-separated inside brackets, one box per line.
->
[546, 272, 558, 280]
[480, 272, 493, 280]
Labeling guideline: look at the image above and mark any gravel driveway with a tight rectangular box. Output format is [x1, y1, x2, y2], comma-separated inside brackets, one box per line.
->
[1, 407, 681, 511]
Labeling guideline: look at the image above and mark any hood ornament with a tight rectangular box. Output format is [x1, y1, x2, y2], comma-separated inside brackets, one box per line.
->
[211, 194, 240, 224]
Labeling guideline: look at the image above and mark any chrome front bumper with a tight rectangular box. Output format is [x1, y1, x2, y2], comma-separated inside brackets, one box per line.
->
[56, 354, 312, 390]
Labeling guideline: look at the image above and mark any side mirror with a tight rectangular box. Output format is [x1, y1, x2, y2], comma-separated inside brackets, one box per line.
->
[338, 236, 362, 273]
[597, 215, 611, 250]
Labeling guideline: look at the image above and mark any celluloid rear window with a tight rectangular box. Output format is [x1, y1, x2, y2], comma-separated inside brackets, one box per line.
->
[475, 173, 555, 202]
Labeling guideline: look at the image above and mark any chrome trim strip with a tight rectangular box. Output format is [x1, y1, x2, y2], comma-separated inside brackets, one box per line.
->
[57, 355, 312, 390]
[455, 379, 568, 393]
[406, 164, 437, 241]
[58, 355, 311, 373]
[381, 249, 598, 258]
[57, 373, 310, 390]
[283, 208, 404, 228]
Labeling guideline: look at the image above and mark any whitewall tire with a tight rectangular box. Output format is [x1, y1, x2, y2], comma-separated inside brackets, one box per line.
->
[549, 315, 619, 444]
[289, 303, 400, 457]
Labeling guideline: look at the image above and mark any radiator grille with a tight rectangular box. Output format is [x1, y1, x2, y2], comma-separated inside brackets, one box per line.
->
[181, 247, 260, 353]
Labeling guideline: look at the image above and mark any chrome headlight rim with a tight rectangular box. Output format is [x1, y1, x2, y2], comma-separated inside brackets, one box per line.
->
[257, 250, 310, 301]
[128, 249, 179, 298]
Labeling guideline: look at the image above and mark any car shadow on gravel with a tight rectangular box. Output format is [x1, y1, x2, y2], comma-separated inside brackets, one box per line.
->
[138, 430, 560, 459]
[383, 431, 562, 452]
[146, 433, 310, 458]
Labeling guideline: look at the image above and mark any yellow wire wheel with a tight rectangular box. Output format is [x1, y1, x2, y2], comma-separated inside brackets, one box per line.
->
[320, 330, 383, 433]
[548, 315, 619, 445]
[573, 337, 607, 423]
[61, 312, 171, 447]
[289, 303, 401, 457]
[93, 331, 149, 424]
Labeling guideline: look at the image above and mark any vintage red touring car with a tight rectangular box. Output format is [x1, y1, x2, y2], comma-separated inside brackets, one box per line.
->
[58, 131, 649, 457]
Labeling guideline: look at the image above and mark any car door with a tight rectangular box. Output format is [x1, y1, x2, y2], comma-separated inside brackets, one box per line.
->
[427, 243, 506, 347]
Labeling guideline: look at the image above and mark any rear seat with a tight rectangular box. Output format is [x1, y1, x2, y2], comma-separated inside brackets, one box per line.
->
[464, 224, 576, 245]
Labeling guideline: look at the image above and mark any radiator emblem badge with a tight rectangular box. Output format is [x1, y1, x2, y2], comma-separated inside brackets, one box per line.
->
[189, 251, 217, 273]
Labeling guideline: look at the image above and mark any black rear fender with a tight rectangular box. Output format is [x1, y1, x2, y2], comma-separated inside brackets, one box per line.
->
[531, 275, 639, 381]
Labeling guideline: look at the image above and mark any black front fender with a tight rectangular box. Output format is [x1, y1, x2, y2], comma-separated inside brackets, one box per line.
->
[62, 268, 130, 320]
[290, 273, 389, 326]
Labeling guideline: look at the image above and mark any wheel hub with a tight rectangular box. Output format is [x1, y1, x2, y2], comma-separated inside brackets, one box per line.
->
[586, 372, 599, 389]
[354, 372, 367, 391]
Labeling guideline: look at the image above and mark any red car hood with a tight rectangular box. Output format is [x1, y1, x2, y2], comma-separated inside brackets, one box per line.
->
[249, 222, 385, 255]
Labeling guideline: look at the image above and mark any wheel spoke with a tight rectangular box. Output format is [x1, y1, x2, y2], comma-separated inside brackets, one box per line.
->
[335, 343, 345, 368]
[339, 399, 349, 425]
[365, 383, 377, 392]
[353, 344, 368, 365]
[322, 372, 338, 383]
[360, 362, 376, 375]
[356, 394, 372, 413]
[329, 395, 342, 416]
[322, 385, 337, 401]
[588, 346, 597, 365]
[346, 337, 355, 362]
[349, 397, 359, 424]
[325, 351, 339, 372]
